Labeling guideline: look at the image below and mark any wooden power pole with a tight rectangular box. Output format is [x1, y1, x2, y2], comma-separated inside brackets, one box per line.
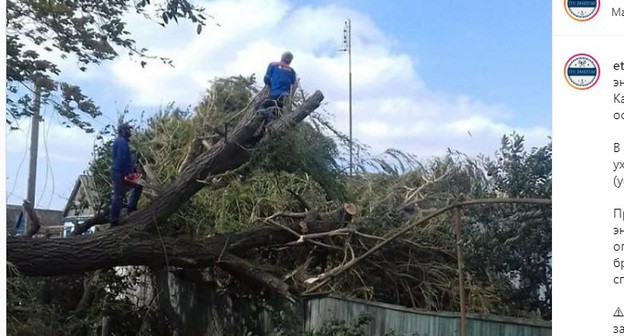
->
[25, 82, 42, 232]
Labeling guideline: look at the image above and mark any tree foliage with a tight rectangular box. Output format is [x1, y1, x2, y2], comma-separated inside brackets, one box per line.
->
[304, 313, 373, 336]
[8, 74, 552, 335]
[7, 268, 148, 336]
[125, 76, 346, 235]
[463, 133, 552, 319]
[124, 77, 551, 319]
[304, 312, 418, 336]
[6, 0, 207, 131]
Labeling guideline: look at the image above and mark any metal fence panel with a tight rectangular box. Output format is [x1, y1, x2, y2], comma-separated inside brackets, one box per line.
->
[304, 295, 551, 336]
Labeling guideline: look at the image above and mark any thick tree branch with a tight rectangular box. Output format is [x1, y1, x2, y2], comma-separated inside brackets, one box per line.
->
[217, 253, 293, 300]
[73, 206, 110, 236]
[123, 91, 324, 232]
[151, 267, 182, 334]
[287, 188, 313, 211]
[23, 200, 41, 237]
[73, 270, 101, 318]
[7, 207, 342, 277]
[70, 91, 323, 236]
[8, 91, 326, 278]
[305, 198, 552, 293]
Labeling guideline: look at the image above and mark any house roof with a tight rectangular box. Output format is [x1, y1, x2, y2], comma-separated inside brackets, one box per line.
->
[6, 204, 63, 233]
[63, 174, 100, 217]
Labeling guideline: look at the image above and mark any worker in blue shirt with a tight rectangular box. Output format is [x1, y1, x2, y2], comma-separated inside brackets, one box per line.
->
[109, 123, 142, 227]
[259, 51, 297, 121]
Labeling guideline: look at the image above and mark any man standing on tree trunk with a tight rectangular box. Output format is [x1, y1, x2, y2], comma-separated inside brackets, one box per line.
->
[259, 51, 297, 122]
[109, 122, 142, 227]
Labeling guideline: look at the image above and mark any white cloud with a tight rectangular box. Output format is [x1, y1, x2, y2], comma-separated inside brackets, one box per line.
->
[6, 122, 98, 209]
[7, 121, 96, 163]
[6, 0, 552, 209]
[94, 0, 550, 160]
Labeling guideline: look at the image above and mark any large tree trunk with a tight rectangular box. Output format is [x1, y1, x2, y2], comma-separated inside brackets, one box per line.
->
[7, 201, 352, 277]
[7, 90, 325, 289]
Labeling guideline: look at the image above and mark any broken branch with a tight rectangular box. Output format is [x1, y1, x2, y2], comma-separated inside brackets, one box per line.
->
[305, 197, 551, 293]
[22, 200, 41, 238]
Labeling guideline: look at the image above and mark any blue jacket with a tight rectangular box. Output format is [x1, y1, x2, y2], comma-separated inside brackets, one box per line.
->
[111, 135, 135, 176]
[264, 61, 296, 99]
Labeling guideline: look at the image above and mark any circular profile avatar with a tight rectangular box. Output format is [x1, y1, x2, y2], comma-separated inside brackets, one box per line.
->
[564, 53, 600, 90]
[564, 0, 600, 21]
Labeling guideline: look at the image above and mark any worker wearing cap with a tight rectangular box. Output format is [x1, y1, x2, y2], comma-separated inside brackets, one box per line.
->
[110, 123, 142, 227]
[260, 51, 297, 121]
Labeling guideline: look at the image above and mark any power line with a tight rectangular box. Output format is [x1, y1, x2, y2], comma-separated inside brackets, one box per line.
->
[37, 105, 50, 207]
[16, 78, 116, 132]
[53, 192, 70, 203]
[38, 105, 57, 209]
[26, 82, 42, 220]
[7, 118, 33, 202]
[45, 112, 59, 209]
[12, 81, 115, 209]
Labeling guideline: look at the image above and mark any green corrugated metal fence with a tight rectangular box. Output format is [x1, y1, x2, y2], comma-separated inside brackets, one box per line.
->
[303, 294, 551, 336]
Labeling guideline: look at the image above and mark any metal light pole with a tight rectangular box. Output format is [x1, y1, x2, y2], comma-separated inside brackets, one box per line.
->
[342, 19, 353, 176]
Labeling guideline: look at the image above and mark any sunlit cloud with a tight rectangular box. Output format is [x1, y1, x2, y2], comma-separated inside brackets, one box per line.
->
[8, 0, 550, 209]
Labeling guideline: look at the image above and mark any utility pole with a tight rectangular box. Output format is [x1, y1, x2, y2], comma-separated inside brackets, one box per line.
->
[342, 19, 353, 176]
[25, 80, 42, 232]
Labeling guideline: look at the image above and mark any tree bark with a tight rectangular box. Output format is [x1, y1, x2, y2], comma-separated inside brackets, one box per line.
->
[217, 253, 292, 299]
[73, 270, 101, 318]
[7, 212, 342, 277]
[23, 200, 41, 237]
[73, 206, 110, 236]
[149, 267, 182, 335]
[101, 316, 110, 336]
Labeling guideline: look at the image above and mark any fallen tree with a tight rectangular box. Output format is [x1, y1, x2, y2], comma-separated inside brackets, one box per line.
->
[8, 88, 325, 289]
[7, 76, 553, 334]
[7, 202, 356, 277]
[73, 89, 324, 235]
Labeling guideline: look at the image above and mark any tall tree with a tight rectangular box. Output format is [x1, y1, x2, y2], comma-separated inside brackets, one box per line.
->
[464, 133, 552, 319]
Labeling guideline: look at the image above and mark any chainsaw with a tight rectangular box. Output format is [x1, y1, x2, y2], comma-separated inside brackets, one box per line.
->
[123, 172, 147, 186]
[123, 172, 161, 195]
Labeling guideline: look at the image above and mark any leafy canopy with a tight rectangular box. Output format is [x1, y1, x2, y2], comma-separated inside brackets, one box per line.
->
[6, 0, 207, 131]
[49, 71, 552, 335]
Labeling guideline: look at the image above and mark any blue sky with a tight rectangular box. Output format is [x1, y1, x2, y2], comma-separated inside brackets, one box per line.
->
[334, 0, 552, 127]
[5, 0, 552, 211]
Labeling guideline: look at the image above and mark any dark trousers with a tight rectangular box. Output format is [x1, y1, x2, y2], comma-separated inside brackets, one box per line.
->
[110, 170, 143, 226]
[258, 95, 287, 122]
[261, 95, 286, 109]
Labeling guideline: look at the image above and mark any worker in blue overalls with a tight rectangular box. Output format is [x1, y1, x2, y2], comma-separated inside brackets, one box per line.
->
[259, 51, 297, 122]
[109, 122, 142, 227]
